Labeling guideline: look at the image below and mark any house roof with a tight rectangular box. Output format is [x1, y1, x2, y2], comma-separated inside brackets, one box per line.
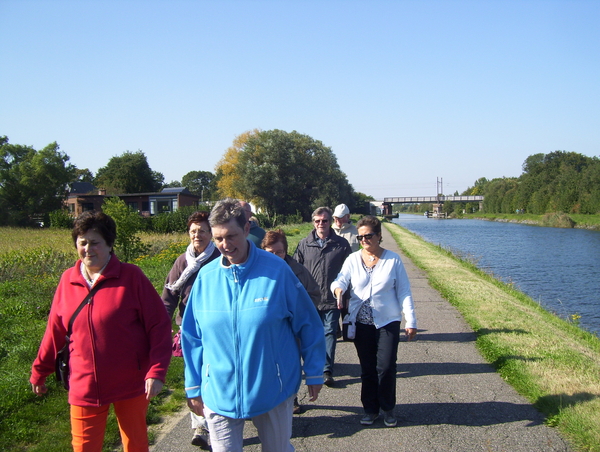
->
[69, 182, 97, 194]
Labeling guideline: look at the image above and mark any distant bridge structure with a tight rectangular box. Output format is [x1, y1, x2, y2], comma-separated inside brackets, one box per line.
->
[380, 195, 484, 217]
[383, 195, 484, 204]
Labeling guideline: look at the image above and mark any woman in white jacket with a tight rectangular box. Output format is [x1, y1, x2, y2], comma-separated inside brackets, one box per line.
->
[331, 215, 417, 428]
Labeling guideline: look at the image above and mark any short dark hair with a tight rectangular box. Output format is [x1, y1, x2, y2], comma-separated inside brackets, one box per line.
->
[72, 211, 117, 248]
[261, 229, 288, 253]
[356, 215, 382, 238]
[209, 198, 247, 230]
[187, 211, 210, 230]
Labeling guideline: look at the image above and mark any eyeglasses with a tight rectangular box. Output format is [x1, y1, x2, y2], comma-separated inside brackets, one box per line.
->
[313, 219, 329, 224]
[356, 233, 375, 241]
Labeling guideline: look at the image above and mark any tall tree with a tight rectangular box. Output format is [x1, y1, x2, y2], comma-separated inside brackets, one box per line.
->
[94, 150, 163, 194]
[215, 129, 259, 199]
[0, 136, 76, 226]
[74, 168, 95, 183]
[226, 129, 355, 220]
[181, 170, 215, 201]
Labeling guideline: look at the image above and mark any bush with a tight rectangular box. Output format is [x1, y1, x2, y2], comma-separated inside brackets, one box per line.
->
[48, 210, 73, 229]
[150, 206, 210, 233]
[540, 212, 576, 228]
[101, 198, 149, 262]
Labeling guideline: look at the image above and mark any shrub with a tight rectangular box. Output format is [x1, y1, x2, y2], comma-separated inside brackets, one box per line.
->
[48, 210, 73, 229]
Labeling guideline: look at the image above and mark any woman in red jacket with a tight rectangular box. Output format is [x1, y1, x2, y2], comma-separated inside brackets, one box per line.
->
[30, 211, 172, 452]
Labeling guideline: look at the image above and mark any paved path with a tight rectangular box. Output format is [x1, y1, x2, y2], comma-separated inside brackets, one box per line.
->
[150, 224, 571, 451]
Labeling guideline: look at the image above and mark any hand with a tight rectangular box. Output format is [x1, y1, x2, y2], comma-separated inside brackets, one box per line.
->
[145, 378, 164, 400]
[405, 328, 417, 341]
[32, 383, 47, 396]
[334, 288, 344, 310]
[307, 384, 322, 402]
[187, 396, 205, 417]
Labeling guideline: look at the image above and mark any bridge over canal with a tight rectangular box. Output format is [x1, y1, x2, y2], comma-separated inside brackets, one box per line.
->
[380, 195, 484, 217]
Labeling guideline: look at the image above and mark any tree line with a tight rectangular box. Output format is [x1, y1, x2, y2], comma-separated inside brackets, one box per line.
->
[1, 131, 373, 227]
[462, 151, 600, 215]
[395, 150, 599, 217]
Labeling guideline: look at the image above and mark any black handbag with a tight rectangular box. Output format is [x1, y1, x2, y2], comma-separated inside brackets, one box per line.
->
[55, 283, 103, 390]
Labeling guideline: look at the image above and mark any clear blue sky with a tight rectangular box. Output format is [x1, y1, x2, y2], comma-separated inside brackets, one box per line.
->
[1, 0, 598, 200]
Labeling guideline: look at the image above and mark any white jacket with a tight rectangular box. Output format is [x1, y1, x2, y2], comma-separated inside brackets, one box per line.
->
[331, 249, 416, 329]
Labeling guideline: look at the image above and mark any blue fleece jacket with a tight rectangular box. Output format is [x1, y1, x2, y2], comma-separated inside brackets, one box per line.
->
[181, 241, 326, 419]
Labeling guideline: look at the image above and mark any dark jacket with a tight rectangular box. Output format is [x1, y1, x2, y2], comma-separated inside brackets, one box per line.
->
[293, 229, 352, 311]
[285, 254, 321, 309]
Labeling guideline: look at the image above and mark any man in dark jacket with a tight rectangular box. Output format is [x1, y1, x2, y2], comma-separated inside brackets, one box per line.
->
[293, 206, 352, 386]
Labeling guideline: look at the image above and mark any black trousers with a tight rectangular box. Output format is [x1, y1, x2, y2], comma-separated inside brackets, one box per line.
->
[354, 321, 400, 414]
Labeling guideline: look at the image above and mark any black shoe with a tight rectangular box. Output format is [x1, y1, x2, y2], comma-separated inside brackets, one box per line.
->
[293, 397, 302, 414]
[383, 410, 397, 427]
[323, 372, 334, 387]
[360, 413, 379, 425]
[191, 426, 211, 450]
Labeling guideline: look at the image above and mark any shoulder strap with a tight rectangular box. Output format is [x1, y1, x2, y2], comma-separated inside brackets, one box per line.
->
[66, 281, 105, 338]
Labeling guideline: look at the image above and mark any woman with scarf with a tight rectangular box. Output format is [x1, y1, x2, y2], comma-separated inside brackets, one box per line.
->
[162, 210, 220, 449]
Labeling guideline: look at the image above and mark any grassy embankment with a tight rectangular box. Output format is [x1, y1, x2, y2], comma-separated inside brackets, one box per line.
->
[0, 224, 313, 452]
[385, 221, 600, 452]
[459, 212, 600, 230]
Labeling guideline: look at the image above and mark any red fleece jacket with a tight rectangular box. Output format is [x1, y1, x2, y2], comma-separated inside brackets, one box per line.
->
[31, 254, 172, 407]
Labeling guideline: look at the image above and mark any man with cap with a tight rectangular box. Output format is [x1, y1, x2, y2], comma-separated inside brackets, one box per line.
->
[332, 204, 359, 252]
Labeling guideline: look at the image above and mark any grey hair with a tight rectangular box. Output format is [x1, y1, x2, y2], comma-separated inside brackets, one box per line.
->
[311, 206, 333, 221]
[209, 198, 247, 230]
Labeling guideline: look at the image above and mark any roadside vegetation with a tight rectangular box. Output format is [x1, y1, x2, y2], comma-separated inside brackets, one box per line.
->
[0, 222, 314, 452]
[385, 221, 600, 452]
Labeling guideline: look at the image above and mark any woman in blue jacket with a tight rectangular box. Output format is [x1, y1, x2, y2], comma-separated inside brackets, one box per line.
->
[181, 199, 325, 452]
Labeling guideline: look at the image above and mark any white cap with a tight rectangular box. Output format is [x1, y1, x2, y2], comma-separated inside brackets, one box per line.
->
[333, 203, 350, 218]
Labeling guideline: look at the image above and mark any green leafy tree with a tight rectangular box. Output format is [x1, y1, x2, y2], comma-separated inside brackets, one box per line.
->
[74, 168, 95, 183]
[101, 197, 148, 262]
[181, 170, 215, 201]
[163, 180, 182, 188]
[229, 129, 355, 220]
[0, 136, 76, 226]
[95, 151, 163, 194]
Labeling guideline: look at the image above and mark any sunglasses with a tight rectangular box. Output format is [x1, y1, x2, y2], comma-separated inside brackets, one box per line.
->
[313, 219, 329, 224]
[356, 233, 375, 241]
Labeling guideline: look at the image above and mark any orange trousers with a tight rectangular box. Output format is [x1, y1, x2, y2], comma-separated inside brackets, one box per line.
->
[70, 394, 149, 452]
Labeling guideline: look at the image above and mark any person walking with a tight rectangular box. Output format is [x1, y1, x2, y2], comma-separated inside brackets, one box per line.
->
[239, 200, 266, 247]
[293, 206, 352, 387]
[31, 211, 172, 452]
[261, 228, 321, 414]
[331, 215, 417, 427]
[161, 210, 220, 449]
[181, 199, 325, 452]
[332, 203, 359, 252]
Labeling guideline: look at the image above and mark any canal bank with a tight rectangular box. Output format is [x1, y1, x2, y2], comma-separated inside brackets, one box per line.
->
[149, 224, 575, 452]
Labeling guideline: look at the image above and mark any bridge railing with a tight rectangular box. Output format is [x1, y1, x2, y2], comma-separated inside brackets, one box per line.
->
[383, 195, 484, 203]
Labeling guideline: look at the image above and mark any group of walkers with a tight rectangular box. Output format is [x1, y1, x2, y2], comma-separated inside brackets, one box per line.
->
[30, 198, 417, 452]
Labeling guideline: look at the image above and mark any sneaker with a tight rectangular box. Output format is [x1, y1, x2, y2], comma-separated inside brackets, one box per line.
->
[383, 410, 397, 427]
[191, 426, 211, 450]
[323, 371, 334, 387]
[360, 413, 379, 425]
[293, 397, 302, 414]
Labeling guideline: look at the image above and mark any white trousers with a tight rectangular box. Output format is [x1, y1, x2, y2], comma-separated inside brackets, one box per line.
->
[203, 395, 295, 452]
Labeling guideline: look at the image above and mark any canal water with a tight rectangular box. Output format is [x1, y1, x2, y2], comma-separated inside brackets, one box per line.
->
[392, 214, 600, 336]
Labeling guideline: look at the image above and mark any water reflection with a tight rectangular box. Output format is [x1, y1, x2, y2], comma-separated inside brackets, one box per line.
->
[392, 214, 600, 336]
